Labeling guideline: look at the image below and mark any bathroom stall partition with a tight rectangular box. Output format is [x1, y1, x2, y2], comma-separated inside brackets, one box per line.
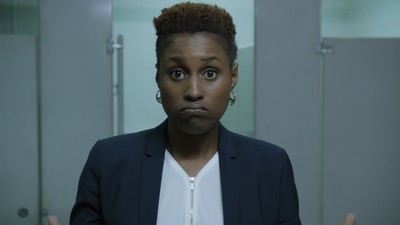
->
[321, 38, 400, 225]
[0, 35, 40, 225]
[1, 0, 113, 224]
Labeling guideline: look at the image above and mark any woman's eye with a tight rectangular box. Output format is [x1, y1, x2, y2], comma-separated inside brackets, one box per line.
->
[203, 69, 217, 80]
[170, 70, 185, 80]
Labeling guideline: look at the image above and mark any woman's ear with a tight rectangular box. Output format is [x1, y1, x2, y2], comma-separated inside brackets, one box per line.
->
[231, 63, 238, 89]
[155, 73, 160, 87]
[155, 63, 160, 86]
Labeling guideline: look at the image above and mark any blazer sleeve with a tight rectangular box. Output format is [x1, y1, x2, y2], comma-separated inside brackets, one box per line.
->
[70, 140, 105, 225]
[278, 151, 301, 225]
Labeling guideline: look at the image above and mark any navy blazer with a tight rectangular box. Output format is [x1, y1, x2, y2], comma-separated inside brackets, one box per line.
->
[70, 120, 301, 225]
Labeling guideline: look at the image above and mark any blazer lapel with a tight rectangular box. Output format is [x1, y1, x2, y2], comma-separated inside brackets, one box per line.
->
[138, 121, 167, 225]
[218, 125, 240, 225]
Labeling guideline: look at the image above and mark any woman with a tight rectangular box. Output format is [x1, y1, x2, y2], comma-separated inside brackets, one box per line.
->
[71, 2, 300, 224]
[49, 2, 354, 225]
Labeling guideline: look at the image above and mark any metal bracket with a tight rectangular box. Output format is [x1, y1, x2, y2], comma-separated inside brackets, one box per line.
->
[316, 41, 333, 55]
[108, 35, 125, 135]
[107, 38, 123, 53]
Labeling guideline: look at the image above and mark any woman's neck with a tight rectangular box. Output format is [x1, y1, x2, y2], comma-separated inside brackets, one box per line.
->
[166, 121, 219, 176]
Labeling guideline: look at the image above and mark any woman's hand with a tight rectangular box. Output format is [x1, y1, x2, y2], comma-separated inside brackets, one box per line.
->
[343, 213, 356, 225]
[48, 215, 60, 225]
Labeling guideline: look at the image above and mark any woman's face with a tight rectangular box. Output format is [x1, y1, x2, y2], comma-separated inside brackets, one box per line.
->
[156, 32, 238, 135]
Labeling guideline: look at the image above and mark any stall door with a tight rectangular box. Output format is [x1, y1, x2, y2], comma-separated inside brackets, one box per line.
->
[0, 35, 39, 225]
[322, 38, 400, 225]
[39, 0, 113, 224]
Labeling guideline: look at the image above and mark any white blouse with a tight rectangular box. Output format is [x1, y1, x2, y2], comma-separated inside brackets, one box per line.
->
[156, 150, 224, 225]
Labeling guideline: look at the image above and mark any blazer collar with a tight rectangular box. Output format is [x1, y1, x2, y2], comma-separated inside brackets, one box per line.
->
[218, 124, 240, 225]
[138, 120, 167, 225]
[144, 119, 168, 157]
[143, 120, 237, 158]
[218, 124, 238, 158]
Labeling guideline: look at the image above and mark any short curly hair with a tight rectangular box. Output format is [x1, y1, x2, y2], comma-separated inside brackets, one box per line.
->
[153, 2, 237, 67]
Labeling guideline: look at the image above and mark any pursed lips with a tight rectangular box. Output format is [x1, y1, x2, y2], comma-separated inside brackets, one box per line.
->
[180, 104, 207, 113]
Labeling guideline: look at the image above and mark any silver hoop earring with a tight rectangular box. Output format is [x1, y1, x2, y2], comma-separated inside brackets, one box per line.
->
[229, 91, 236, 105]
[156, 90, 162, 104]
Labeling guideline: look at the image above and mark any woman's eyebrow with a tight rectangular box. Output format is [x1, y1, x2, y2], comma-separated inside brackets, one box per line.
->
[200, 56, 221, 63]
[165, 56, 185, 64]
[164, 55, 221, 64]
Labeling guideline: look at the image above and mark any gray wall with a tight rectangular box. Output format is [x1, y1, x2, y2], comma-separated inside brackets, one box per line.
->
[0, 0, 38, 35]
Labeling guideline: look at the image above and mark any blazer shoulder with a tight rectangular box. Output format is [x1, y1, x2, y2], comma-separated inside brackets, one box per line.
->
[99, 128, 152, 148]
[225, 131, 290, 165]
[90, 124, 164, 160]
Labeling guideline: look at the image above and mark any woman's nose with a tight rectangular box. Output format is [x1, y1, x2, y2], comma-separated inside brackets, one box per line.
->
[184, 76, 204, 101]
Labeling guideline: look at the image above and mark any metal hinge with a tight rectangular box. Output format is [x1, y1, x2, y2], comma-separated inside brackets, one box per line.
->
[316, 41, 333, 55]
[40, 208, 48, 217]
